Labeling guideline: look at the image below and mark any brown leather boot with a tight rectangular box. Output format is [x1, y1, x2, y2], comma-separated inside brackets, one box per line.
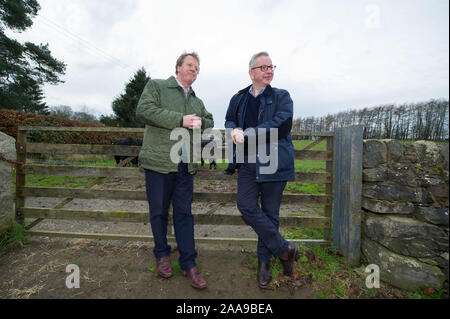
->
[182, 266, 207, 289]
[279, 243, 299, 276]
[156, 256, 173, 278]
[257, 260, 272, 289]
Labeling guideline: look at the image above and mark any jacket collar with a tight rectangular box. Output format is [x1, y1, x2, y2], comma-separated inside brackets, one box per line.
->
[238, 84, 272, 97]
[167, 76, 196, 96]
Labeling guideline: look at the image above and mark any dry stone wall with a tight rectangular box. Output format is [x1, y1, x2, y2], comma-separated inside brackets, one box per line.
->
[0, 132, 16, 236]
[361, 139, 449, 291]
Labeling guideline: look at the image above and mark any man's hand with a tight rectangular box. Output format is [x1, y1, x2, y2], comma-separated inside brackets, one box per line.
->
[182, 114, 202, 130]
[231, 128, 244, 144]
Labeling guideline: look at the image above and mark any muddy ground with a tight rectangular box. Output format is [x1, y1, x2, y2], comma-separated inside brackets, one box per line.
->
[0, 177, 322, 299]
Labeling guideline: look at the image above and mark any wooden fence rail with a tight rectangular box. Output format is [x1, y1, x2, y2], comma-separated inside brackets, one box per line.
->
[16, 126, 335, 247]
[18, 186, 331, 204]
[24, 164, 331, 183]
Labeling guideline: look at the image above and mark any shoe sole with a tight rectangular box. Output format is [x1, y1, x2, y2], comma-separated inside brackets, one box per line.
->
[258, 281, 271, 289]
[191, 283, 207, 289]
[158, 272, 173, 279]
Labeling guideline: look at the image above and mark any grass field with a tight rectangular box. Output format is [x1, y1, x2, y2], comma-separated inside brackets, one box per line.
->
[293, 139, 327, 172]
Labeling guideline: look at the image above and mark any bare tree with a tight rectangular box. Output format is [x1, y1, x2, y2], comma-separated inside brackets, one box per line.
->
[292, 99, 449, 141]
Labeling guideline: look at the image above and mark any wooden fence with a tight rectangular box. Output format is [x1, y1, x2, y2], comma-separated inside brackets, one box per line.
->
[15, 126, 336, 247]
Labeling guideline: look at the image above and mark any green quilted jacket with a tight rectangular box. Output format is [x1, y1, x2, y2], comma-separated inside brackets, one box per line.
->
[136, 76, 214, 174]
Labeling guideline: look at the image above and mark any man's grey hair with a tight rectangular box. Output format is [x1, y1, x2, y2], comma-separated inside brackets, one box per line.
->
[249, 51, 270, 69]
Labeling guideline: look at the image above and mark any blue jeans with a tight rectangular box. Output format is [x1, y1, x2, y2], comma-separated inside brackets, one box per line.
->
[237, 163, 289, 262]
[145, 163, 197, 271]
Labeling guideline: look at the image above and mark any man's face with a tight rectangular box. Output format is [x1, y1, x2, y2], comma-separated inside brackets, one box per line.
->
[177, 55, 199, 87]
[249, 55, 274, 87]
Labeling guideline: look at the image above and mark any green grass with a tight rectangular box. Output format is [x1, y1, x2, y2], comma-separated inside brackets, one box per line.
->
[293, 140, 327, 173]
[285, 182, 325, 194]
[292, 140, 326, 151]
[26, 174, 103, 188]
[216, 139, 328, 172]
[281, 227, 325, 240]
[297, 244, 353, 298]
[0, 218, 30, 250]
[295, 160, 326, 172]
[270, 258, 283, 279]
[146, 264, 157, 272]
[24, 156, 115, 188]
[72, 159, 117, 167]
[242, 244, 357, 297]
[291, 244, 448, 299]
[406, 288, 449, 299]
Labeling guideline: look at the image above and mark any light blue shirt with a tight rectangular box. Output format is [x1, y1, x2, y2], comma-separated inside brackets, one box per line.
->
[175, 76, 190, 97]
[249, 85, 266, 98]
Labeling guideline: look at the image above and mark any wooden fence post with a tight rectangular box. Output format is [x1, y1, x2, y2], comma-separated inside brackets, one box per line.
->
[324, 135, 334, 241]
[332, 126, 363, 266]
[15, 129, 27, 225]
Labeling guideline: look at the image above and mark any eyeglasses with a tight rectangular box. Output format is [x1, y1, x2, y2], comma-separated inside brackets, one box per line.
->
[251, 65, 276, 72]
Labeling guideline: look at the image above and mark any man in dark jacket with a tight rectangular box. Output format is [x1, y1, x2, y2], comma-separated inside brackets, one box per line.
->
[136, 52, 214, 289]
[224, 51, 298, 289]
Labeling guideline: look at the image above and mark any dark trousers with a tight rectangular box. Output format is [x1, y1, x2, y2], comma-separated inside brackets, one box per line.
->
[237, 163, 289, 263]
[145, 163, 197, 271]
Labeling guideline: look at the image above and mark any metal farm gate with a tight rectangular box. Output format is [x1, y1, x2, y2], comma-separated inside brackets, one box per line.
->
[15, 126, 363, 263]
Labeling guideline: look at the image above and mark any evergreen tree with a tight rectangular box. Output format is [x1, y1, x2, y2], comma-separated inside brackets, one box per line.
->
[99, 114, 119, 127]
[0, 0, 66, 113]
[110, 67, 150, 127]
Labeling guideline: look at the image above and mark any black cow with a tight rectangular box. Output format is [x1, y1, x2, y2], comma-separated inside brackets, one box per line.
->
[114, 137, 142, 166]
[200, 139, 217, 170]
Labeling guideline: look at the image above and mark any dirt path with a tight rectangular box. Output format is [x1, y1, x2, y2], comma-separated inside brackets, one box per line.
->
[0, 177, 320, 299]
[0, 237, 314, 299]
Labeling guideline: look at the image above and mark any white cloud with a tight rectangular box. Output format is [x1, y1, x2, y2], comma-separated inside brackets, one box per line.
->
[7, 0, 449, 127]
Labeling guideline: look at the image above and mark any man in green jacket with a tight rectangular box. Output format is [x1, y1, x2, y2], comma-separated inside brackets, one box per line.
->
[136, 52, 214, 289]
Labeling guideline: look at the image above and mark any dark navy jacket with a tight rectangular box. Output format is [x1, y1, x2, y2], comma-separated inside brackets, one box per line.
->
[224, 84, 295, 182]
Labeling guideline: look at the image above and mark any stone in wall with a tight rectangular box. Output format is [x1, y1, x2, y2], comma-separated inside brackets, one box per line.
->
[363, 140, 387, 168]
[363, 167, 388, 182]
[0, 132, 16, 235]
[361, 237, 446, 291]
[414, 141, 448, 169]
[384, 139, 405, 162]
[361, 198, 415, 215]
[362, 183, 431, 204]
[363, 212, 448, 258]
[414, 206, 449, 226]
[387, 167, 419, 187]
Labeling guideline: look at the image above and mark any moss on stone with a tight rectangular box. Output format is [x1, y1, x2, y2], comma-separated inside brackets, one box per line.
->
[432, 167, 442, 174]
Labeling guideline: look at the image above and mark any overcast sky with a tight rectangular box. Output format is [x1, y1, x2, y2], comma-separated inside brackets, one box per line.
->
[7, 0, 449, 128]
